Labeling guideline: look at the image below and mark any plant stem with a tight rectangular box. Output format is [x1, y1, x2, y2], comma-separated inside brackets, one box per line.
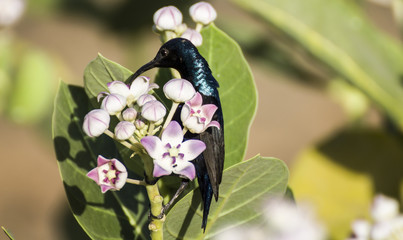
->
[126, 178, 146, 186]
[146, 184, 165, 240]
[160, 102, 179, 135]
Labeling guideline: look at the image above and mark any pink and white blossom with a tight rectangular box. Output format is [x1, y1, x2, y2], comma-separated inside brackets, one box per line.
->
[181, 92, 220, 133]
[153, 6, 183, 31]
[181, 29, 203, 47]
[83, 109, 110, 137]
[141, 100, 166, 122]
[114, 121, 136, 140]
[163, 79, 196, 103]
[86, 155, 128, 193]
[106, 77, 158, 106]
[189, 2, 217, 25]
[141, 121, 205, 180]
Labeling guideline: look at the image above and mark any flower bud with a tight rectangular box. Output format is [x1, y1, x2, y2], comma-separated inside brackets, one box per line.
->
[135, 119, 146, 129]
[114, 121, 136, 140]
[101, 93, 126, 115]
[189, 2, 217, 25]
[153, 6, 183, 31]
[83, 109, 110, 137]
[107, 81, 131, 99]
[141, 100, 166, 122]
[163, 79, 196, 103]
[137, 94, 156, 107]
[371, 194, 399, 223]
[122, 107, 137, 122]
[181, 29, 203, 47]
[0, 0, 25, 27]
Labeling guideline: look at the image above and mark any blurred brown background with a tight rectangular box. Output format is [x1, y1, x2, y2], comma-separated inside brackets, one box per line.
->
[0, 0, 398, 239]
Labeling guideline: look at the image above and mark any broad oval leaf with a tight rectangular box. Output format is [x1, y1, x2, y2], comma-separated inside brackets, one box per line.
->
[163, 156, 289, 240]
[232, 0, 403, 131]
[52, 82, 149, 240]
[199, 24, 257, 169]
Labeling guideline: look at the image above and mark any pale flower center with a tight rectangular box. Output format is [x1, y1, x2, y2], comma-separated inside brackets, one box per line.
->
[169, 147, 180, 157]
[106, 169, 117, 181]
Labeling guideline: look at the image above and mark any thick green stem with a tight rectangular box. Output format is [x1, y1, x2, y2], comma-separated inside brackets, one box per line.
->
[146, 184, 165, 240]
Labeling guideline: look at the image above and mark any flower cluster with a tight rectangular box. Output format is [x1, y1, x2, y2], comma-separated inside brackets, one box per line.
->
[153, 2, 217, 46]
[83, 76, 220, 192]
[347, 194, 403, 240]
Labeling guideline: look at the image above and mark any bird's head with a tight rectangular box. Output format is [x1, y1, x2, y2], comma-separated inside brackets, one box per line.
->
[128, 38, 198, 83]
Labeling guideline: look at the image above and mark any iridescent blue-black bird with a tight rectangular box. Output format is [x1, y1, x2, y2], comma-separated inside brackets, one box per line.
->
[128, 38, 224, 230]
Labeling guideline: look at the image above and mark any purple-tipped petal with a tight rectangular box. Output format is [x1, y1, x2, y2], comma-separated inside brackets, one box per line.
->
[201, 104, 218, 122]
[180, 139, 206, 161]
[141, 136, 165, 159]
[206, 120, 220, 130]
[111, 158, 127, 173]
[174, 162, 196, 180]
[153, 162, 172, 177]
[188, 92, 203, 107]
[180, 104, 191, 124]
[97, 155, 110, 166]
[161, 121, 183, 147]
[101, 185, 115, 193]
[86, 168, 99, 183]
[163, 79, 196, 103]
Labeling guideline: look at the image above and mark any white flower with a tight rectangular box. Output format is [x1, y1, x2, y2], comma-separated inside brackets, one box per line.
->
[371, 194, 399, 223]
[83, 109, 110, 137]
[106, 77, 158, 106]
[153, 6, 183, 31]
[114, 121, 136, 140]
[86, 155, 128, 193]
[181, 29, 203, 47]
[0, 0, 25, 27]
[163, 79, 196, 103]
[189, 2, 217, 25]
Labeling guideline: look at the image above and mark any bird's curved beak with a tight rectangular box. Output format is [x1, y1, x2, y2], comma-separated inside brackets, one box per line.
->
[127, 57, 159, 84]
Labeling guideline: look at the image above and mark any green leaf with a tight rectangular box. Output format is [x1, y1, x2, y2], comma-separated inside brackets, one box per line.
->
[164, 156, 289, 240]
[232, 0, 403, 131]
[52, 82, 149, 240]
[84, 53, 133, 107]
[290, 128, 403, 239]
[199, 24, 257, 169]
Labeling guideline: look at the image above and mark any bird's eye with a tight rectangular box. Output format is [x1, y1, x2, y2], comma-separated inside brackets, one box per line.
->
[160, 49, 168, 57]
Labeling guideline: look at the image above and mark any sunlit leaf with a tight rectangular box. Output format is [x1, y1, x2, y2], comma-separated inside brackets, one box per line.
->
[164, 156, 289, 240]
[232, 0, 403, 131]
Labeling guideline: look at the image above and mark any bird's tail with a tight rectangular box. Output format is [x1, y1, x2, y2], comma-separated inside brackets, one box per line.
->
[200, 176, 213, 232]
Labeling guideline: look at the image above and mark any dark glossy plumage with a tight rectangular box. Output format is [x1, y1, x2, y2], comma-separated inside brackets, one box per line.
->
[129, 38, 224, 230]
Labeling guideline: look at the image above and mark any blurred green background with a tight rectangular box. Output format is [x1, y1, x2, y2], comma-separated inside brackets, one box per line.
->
[1, 0, 403, 239]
